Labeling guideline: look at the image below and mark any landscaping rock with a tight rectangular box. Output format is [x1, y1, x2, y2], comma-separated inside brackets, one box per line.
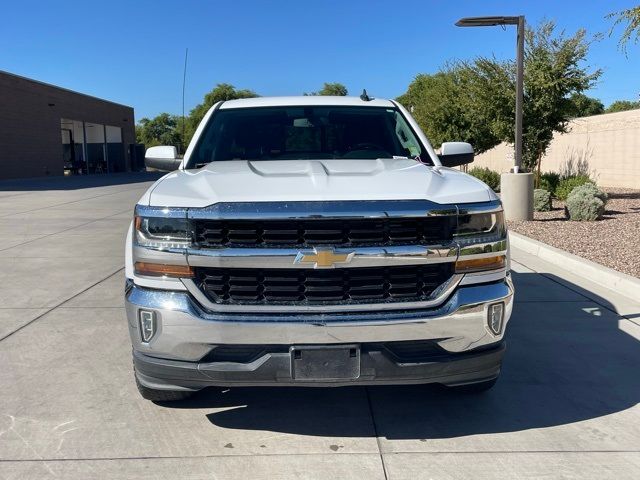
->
[507, 188, 640, 277]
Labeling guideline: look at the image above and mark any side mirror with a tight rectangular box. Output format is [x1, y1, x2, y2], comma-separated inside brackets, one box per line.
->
[438, 142, 474, 168]
[145, 146, 181, 171]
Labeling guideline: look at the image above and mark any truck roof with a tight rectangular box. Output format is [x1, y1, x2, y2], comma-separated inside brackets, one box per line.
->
[219, 96, 396, 109]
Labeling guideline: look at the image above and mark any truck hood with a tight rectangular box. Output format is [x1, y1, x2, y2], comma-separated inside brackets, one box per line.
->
[145, 159, 495, 208]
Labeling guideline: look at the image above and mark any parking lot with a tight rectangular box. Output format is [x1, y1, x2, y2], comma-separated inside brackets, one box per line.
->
[1, 173, 639, 479]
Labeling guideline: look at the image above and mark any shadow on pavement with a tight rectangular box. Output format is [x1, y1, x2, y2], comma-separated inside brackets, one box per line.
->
[165, 271, 640, 440]
[0, 172, 164, 191]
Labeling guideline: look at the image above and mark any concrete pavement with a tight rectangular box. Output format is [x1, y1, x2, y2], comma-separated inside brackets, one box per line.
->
[0, 173, 639, 479]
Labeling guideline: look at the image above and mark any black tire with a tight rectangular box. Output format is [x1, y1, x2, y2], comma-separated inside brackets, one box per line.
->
[135, 376, 195, 402]
[446, 377, 498, 394]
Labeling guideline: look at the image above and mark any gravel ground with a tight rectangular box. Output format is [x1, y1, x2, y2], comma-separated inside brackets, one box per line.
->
[508, 188, 640, 278]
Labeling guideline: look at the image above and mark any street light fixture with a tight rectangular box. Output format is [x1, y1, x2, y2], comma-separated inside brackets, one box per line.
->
[455, 15, 533, 221]
[456, 16, 520, 27]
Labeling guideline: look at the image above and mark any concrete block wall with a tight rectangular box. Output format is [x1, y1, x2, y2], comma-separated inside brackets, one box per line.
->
[472, 109, 640, 188]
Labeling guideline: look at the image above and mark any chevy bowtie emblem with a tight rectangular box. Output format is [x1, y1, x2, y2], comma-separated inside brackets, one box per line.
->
[294, 248, 355, 268]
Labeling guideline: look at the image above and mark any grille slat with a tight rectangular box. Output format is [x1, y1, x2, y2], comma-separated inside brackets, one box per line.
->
[196, 264, 453, 306]
[194, 217, 453, 248]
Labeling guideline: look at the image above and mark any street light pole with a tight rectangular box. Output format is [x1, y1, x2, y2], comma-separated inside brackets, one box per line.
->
[514, 15, 524, 173]
[455, 15, 533, 221]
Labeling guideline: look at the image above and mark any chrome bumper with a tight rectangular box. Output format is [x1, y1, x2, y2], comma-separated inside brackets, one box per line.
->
[125, 275, 514, 362]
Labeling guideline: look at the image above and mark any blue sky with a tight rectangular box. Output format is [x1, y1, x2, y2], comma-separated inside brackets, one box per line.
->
[2, 0, 638, 120]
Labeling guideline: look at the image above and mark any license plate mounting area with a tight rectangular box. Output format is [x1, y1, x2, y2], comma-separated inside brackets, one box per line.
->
[290, 345, 360, 381]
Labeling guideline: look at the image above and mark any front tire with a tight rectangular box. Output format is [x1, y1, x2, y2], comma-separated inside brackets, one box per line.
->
[135, 376, 194, 402]
[446, 377, 498, 394]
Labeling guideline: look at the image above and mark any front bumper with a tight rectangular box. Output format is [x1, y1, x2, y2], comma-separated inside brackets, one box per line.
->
[125, 275, 513, 390]
[134, 341, 505, 390]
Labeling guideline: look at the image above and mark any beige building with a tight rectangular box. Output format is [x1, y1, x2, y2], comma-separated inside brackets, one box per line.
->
[472, 109, 640, 189]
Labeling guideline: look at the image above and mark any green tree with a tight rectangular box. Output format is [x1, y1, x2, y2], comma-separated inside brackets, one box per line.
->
[305, 82, 348, 96]
[396, 69, 501, 153]
[400, 21, 601, 171]
[605, 99, 640, 113]
[607, 6, 640, 53]
[136, 113, 182, 149]
[494, 21, 601, 169]
[186, 83, 258, 143]
[568, 93, 605, 117]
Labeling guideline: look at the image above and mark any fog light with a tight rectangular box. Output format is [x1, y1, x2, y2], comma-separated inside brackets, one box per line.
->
[138, 310, 156, 343]
[488, 302, 504, 335]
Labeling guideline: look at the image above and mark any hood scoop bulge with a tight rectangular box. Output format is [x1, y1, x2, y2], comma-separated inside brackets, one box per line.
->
[246, 159, 388, 178]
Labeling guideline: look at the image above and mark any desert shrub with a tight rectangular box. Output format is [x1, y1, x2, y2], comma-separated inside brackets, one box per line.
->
[533, 189, 552, 212]
[565, 190, 605, 221]
[555, 175, 593, 201]
[468, 167, 500, 192]
[568, 182, 608, 205]
[538, 172, 561, 196]
[560, 151, 591, 178]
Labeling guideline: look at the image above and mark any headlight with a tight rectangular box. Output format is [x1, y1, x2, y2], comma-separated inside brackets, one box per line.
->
[454, 210, 507, 273]
[455, 211, 506, 250]
[455, 211, 505, 240]
[134, 216, 192, 249]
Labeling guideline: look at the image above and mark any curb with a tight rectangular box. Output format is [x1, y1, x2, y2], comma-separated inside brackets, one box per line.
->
[509, 231, 640, 301]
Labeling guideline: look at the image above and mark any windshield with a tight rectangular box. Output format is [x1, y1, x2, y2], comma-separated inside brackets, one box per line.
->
[188, 106, 427, 167]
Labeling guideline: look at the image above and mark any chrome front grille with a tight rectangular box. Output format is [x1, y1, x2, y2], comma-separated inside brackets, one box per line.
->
[186, 203, 466, 309]
[195, 264, 454, 305]
[193, 217, 454, 248]
[135, 200, 506, 311]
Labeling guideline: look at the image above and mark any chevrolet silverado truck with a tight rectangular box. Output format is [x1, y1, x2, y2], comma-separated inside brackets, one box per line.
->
[125, 95, 513, 401]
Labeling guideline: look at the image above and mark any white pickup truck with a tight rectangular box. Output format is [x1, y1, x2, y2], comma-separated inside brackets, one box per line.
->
[125, 95, 513, 401]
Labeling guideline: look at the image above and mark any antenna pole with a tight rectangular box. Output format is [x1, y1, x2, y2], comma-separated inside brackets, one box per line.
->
[181, 48, 189, 154]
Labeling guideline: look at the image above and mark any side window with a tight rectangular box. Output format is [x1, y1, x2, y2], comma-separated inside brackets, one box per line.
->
[394, 112, 421, 158]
